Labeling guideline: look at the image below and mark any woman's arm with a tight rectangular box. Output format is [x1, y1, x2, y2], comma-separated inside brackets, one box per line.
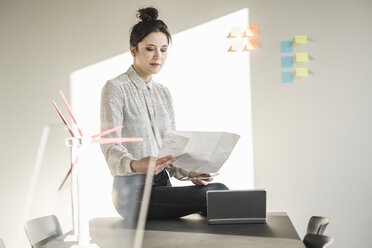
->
[131, 155, 176, 175]
[100, 81, 135, 176]
[189, 172, 213, 186]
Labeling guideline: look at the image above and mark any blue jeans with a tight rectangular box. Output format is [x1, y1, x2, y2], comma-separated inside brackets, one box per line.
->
[112, 171, 228, 225]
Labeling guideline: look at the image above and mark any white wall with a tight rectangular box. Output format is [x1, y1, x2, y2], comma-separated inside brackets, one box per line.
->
[1, 0, 371, 248]
[249, 1, 372, 248]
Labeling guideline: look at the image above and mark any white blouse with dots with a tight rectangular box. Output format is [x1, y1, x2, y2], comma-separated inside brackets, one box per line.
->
[100, 66, 189, 179]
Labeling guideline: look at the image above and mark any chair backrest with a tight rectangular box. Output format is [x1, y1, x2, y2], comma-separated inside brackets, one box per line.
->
[307, 216, 330, 235]
[24, 215, 62, 247]
[0, 238, 5, 248]
[303, 234, 334, 248]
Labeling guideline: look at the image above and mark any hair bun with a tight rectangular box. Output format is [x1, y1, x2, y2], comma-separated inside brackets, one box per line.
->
[137, 7, 158, 22]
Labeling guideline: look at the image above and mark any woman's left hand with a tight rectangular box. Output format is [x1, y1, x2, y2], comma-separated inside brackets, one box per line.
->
[189, 172, 213, 186]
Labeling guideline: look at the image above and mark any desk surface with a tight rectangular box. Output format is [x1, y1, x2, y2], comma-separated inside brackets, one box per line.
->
[41, 212, 306, 248]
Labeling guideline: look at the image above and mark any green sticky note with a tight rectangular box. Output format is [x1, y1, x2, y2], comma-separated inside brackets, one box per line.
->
[295, 52, 309, 62]
[295, 68, 308, 77]
[294, 35, 308, 44]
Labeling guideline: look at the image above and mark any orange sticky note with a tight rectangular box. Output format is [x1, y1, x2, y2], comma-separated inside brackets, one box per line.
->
[244, 25, 258, 37]
[228, 39, 245, 52]
[243, 38, 259, 50]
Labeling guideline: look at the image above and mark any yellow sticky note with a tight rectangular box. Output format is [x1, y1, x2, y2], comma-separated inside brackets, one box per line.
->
[294, 35, 308, 44]
[228, 26, 243, 38]
[295, 52, 309, 62]
[295, 68, 308, 77]
[228, 39, 245, 52]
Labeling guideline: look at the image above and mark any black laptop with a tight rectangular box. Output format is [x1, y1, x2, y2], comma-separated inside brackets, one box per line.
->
[206, 189, 266, 224]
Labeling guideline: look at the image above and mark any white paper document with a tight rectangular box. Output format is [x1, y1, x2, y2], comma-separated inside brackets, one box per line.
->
[157, 131, 240, 173]
[157, 132, 190, 158]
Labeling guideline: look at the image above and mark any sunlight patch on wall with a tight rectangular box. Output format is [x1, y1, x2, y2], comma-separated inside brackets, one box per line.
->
[157, 9, 253, 188]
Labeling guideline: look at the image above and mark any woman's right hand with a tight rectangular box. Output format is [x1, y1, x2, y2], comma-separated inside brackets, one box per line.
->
[131, 155, 175, 175]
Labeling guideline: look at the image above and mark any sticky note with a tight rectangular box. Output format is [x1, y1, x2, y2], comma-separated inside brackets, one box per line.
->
[281, 41, 293, 53]
[228, 39, 245, 52]
[228, 26, 243, 38]
[281, 71, 293, 83]
[244, 38, 259, 50]
[295, 52, 309, 62]
[281, 56, 293, 68]
[295, 68, 308, 77]
[244, 25, 258, 37]
[294, 35, 308, 44]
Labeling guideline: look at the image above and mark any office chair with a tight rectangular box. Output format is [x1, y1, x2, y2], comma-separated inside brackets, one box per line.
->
[24, 215, 63, 247]
[0, 238, 5, 248]
[303, 233, 334, 248]
[307, 216, 330, 235]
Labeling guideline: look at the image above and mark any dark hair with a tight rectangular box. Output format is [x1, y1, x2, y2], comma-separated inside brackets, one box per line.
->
[130, 7, 172, 49]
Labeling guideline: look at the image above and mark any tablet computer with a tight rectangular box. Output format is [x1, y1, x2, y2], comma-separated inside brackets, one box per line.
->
[207, 189, 266, 224]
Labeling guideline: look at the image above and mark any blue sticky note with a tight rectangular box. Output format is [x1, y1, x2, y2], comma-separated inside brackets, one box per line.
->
[281, 41, 293, 53]
[281, 71, 293, 83]
[281, 56, 293, 68]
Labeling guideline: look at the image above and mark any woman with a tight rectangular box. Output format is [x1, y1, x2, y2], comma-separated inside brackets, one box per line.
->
[100, 7, 228, 224]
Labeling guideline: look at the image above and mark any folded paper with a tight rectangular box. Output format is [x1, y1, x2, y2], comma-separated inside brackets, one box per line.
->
[158, 131, 240, 173]
[158, 132, 190, 158]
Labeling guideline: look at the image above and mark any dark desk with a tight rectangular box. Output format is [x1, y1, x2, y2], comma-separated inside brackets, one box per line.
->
[41, 212, 305, 248]
[90, 212, 305, 248]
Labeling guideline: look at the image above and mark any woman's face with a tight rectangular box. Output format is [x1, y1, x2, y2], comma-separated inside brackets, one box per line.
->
[131, 32, 169, 80]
